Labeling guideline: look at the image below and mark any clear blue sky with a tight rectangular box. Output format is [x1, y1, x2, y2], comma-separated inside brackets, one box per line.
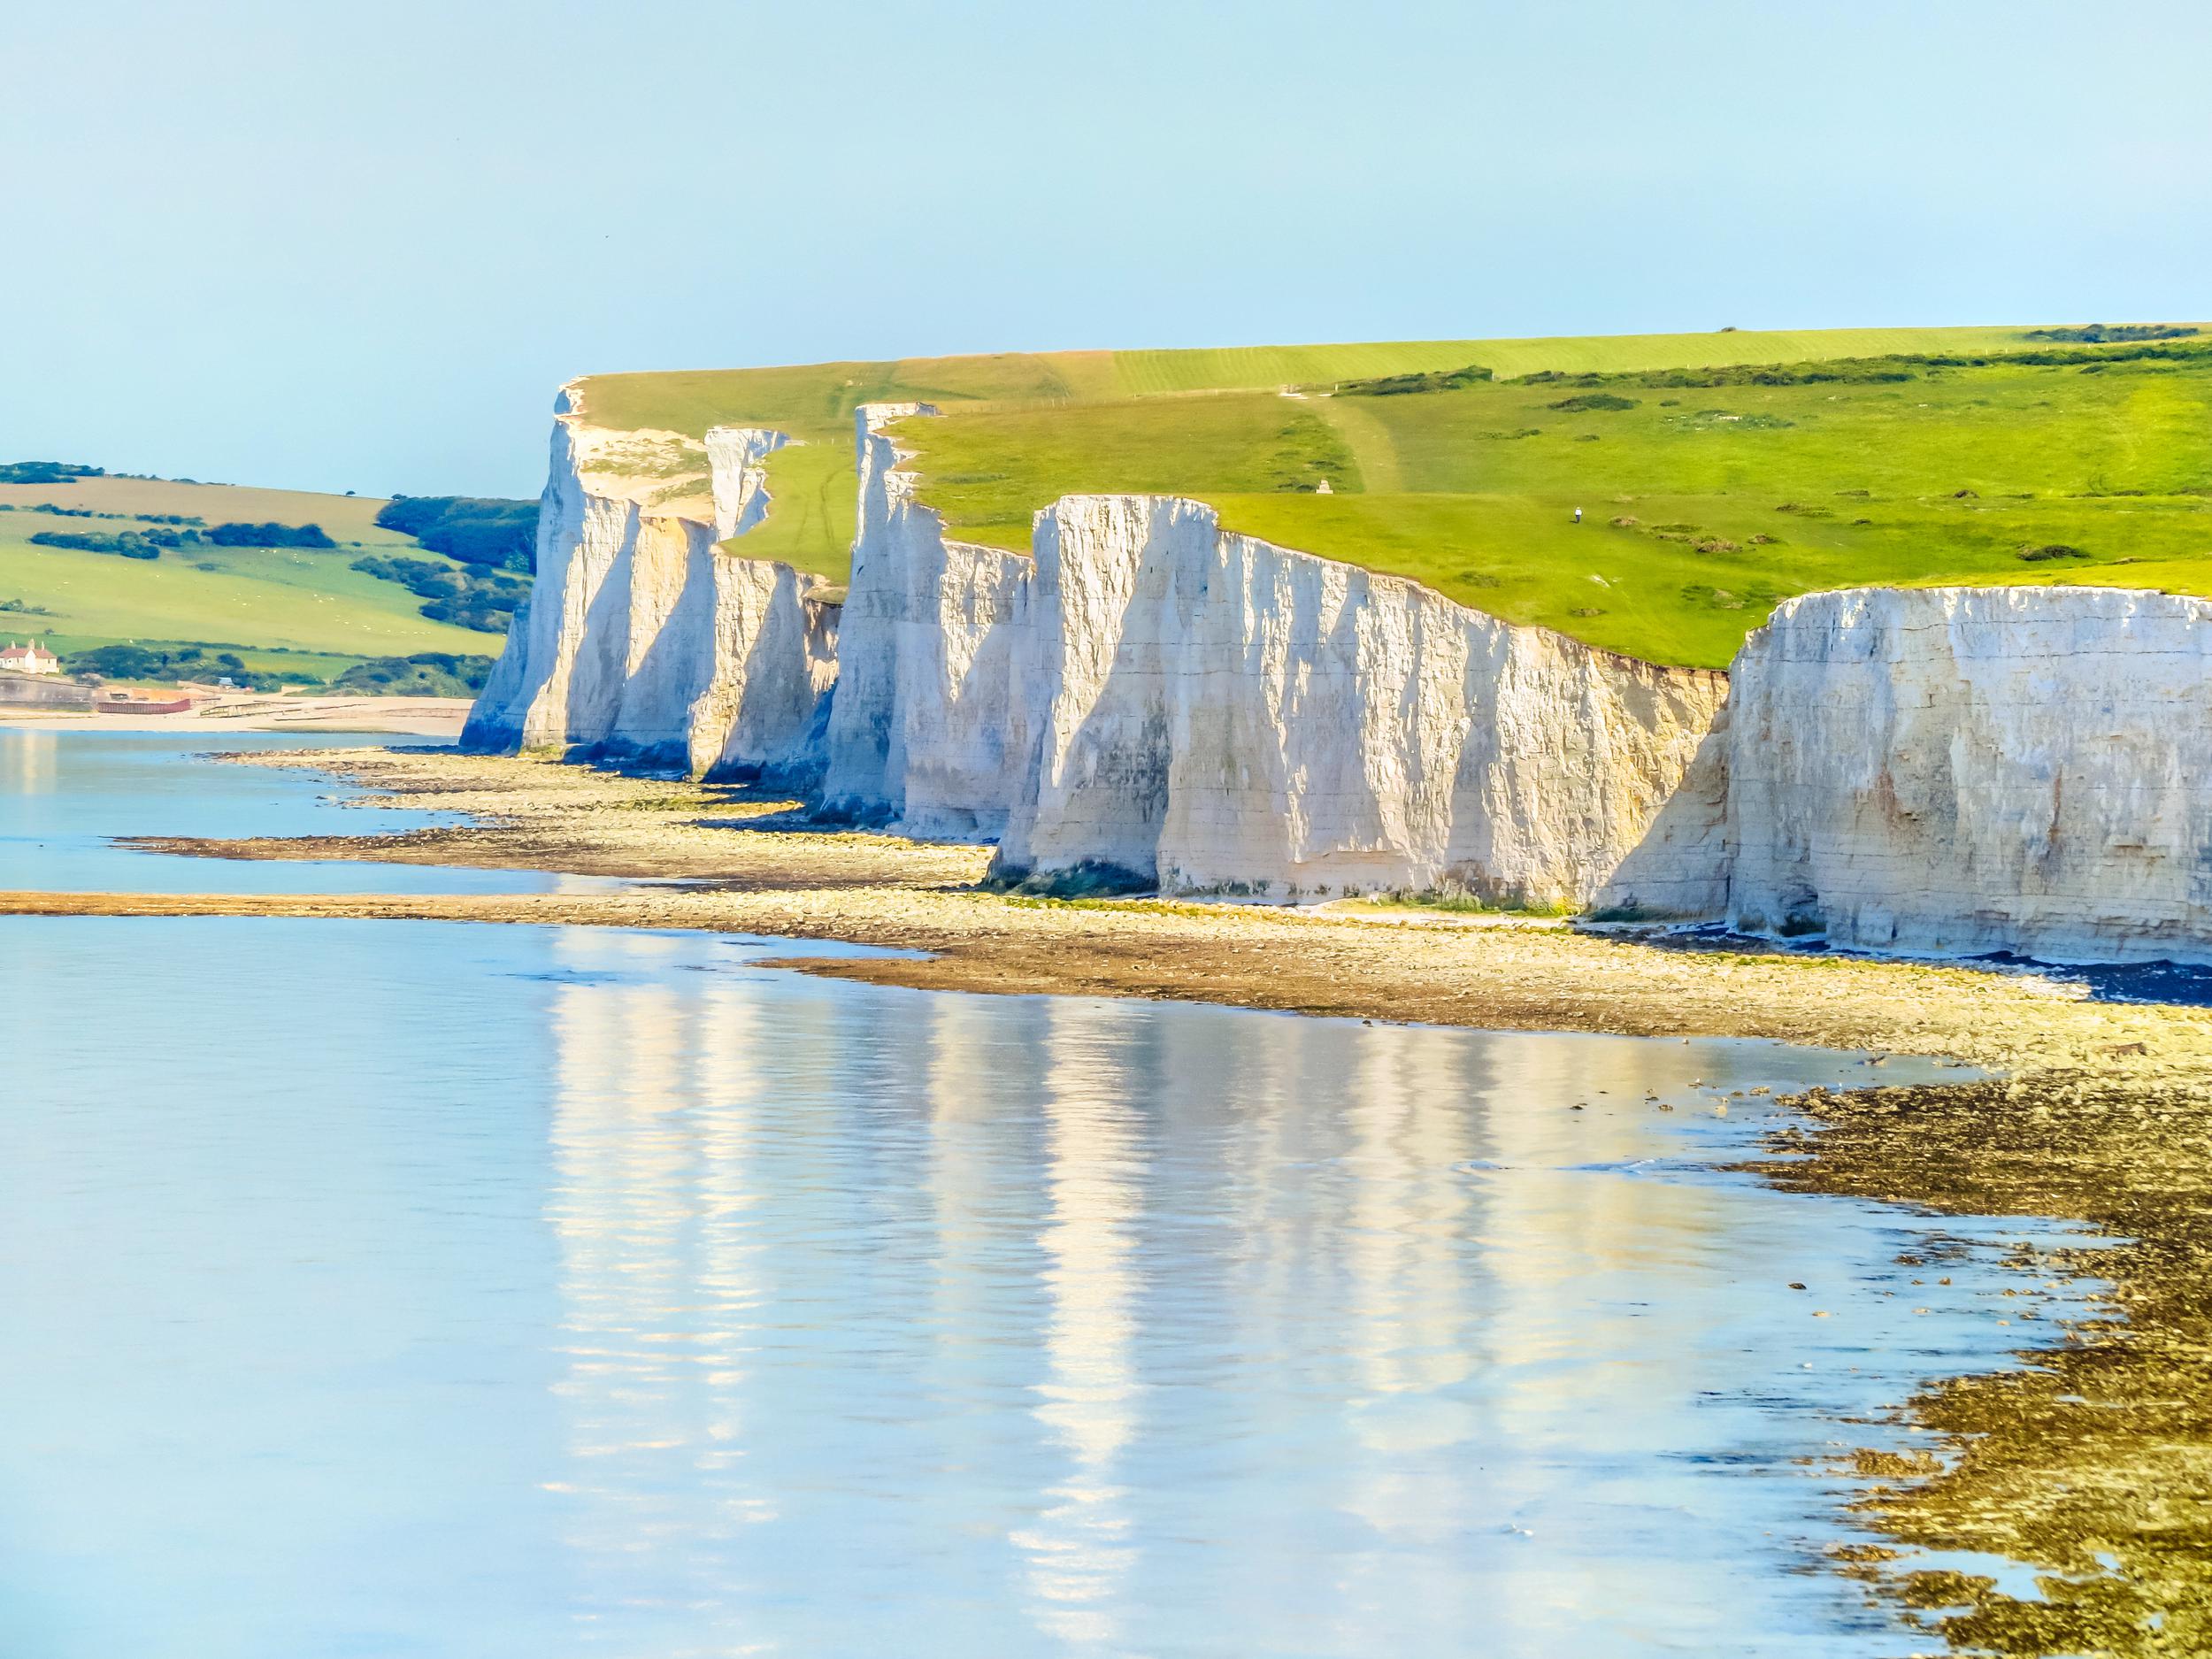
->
[6, 0, 2207, 499]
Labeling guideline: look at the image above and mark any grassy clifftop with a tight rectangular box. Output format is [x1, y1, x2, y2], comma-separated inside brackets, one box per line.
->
[572, 323, 2212, 666]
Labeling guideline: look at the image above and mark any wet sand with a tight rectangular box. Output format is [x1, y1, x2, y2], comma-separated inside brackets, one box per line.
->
[0, 694, 469, 737]
[12, 741, 2212, 1655]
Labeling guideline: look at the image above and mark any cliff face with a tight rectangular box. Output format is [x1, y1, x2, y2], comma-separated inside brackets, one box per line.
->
[818, 405, 1033, 833]
[995, 495, 1727, 902]
[472, 384, 2212, 961]
[1601, 586, 2212, 962]
[810, 410, 1722, 901]
[463, 390, 837, 781]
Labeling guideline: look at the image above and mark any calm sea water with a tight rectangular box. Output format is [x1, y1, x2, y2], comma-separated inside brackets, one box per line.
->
[0, 737, 2069, 1656]
[0, 728, 622, 895]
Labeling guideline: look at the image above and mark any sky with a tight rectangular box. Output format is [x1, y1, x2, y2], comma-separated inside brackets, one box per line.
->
[5, 0, 2208, 499]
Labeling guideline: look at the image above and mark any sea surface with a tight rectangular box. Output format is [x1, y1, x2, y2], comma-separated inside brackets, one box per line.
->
[0, 728, 621, 895]
[0, 734, 2073, 1657]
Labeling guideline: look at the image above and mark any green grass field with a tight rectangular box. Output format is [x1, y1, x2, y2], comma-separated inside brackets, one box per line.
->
[573, 323, 2212, 667]
[575, 324, 2069, 435]
[743, 443, 859, 584]
[0, 476, 509, 677]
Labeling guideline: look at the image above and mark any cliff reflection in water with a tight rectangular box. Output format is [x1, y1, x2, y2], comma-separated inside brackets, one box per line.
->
[1015, 1003, 1144, 1647]
[529, 932, 1987, 1656]
[2, 726, 57, 795]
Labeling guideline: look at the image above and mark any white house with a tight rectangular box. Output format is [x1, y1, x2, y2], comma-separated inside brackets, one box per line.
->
[0, 641, 59, 676]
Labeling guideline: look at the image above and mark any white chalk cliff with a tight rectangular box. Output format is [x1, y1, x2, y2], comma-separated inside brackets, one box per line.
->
[818, 404, 1035, 833]
[815, 404, 1725, 902]
[464, 388, 838, 782]
[1601, 586, 2212, 962]
[995, 495, 1727, 902]
[467, 382, 2212, 962]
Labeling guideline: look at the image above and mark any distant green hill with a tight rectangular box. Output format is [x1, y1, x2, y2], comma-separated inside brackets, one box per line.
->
[574, 322, 2212, 667]
[0, 473, 523, 687]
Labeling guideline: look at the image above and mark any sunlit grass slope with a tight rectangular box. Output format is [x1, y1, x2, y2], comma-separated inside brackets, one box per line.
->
[0, 477, 504, 663]
[573, 325, 2212, 666]
[743, 444, 859, 585]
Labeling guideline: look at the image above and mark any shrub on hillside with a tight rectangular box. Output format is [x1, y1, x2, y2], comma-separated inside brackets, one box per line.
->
[351, 553, 465, 597]
[1336, 364, 1494, 397]
[2024, 324, 2197, 344]
[375, 495, 538, 572]
[66, 644, 168, 679]
[208, 521, 336, 549]
[0, 461, 103, 484]
[30, 527, 199, 557]
[351, 554, 526, 632]
[2016, 543, 2089, 561]
[1547, 393, 1639, 412]
[331, 652, 496, 696]
[62, 642, 301, 690]
[30, 531, 157, 558]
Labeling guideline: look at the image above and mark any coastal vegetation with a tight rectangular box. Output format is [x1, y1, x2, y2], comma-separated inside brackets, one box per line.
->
[62, 642, 296, 691]
[349, 553, 527, 629]
[884, 339, 2212, 669]
[373, 495, 538, 572]
[0, 461, 104, 484]
[572, 322, 2212, 669]
[328, 652, 497, 695]
[29, 527, 191, 558]
[0, 472, 524, 687]
[205, 520, 336, 549]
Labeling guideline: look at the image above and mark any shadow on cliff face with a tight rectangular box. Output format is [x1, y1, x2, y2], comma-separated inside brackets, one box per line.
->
[699, 581, 836, 794]
[1579, 698, 1735, 925]
[989, 509, 1176, 891]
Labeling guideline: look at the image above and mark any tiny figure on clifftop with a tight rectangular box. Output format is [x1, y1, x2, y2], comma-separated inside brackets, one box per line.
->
[1573, 505, 1583, 524]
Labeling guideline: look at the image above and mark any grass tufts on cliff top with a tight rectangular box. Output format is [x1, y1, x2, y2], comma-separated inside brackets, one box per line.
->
[572, 323, 2212, 668]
